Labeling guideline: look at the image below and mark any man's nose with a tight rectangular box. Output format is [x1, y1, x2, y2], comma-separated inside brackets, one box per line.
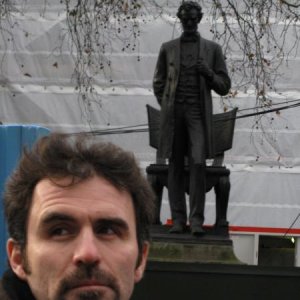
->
[72, 228, 101, 266]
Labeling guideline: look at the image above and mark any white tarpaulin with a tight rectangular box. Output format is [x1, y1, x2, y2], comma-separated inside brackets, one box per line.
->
[1, 1, 300, 231]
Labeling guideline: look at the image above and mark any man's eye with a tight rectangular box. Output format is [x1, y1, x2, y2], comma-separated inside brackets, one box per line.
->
[95, 223, 124, 238]
[50, 227, 70, 236]
[96, 225, 116, 235]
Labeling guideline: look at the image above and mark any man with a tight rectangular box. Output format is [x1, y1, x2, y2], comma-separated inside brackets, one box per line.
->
[153, 2, 231, 234]
[0, 133, 155, 300]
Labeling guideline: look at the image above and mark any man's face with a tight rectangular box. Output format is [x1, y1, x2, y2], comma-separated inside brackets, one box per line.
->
[180, 8, 200, 34]
[7, 176, 149, 300]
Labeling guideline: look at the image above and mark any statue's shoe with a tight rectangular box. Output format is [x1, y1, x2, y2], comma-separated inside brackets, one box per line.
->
[191, 224, 205, 236]
[169, 223, 186, 234]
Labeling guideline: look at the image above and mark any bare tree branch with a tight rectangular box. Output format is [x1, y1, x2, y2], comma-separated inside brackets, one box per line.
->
[280, 0, 300, 8]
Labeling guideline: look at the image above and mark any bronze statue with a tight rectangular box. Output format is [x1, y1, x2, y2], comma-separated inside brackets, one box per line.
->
[153, 1, 231, 235]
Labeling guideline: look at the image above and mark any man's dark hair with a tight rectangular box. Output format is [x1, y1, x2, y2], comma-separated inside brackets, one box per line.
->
[4, 133, 155, 264]
[177, 1, 203, 20]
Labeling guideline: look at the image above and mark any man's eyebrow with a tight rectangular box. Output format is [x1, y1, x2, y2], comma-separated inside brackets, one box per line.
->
[40, 213, 129, 230]
[40, 212, 76, 225]
[94, 218, 129, 230]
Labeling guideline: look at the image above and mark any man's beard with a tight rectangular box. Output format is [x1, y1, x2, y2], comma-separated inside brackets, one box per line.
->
[22, 251, 121, 300]
[53, 263, 121, 300]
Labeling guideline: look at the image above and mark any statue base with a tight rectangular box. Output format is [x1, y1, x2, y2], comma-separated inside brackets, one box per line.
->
[149, 225, 242, 264]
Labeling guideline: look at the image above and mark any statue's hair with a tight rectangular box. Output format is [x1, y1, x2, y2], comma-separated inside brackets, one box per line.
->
[177, 1, 203, 20]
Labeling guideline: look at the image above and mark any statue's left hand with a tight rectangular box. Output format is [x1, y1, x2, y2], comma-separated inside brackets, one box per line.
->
[197, 58, 214, 80]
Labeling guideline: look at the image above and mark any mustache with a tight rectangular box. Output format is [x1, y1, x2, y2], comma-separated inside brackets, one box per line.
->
[57, 264, 120, 299]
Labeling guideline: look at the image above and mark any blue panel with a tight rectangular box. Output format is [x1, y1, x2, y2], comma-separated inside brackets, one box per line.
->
[0, 125, 50, 275]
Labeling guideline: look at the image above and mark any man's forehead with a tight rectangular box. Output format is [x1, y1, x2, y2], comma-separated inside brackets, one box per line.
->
[28, 176, 137, 232]
[32, 176, 134, 213]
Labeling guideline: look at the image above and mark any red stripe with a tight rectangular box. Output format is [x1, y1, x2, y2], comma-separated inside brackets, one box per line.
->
[165, 219, 300, 234]
[229, 226, 300, 234]
[166, 219, 300, 234]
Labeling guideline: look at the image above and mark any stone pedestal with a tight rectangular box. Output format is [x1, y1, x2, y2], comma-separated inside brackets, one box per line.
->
[149, 225, 242, 264]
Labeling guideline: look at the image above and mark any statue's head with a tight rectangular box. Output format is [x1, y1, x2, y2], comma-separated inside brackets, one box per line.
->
[177, 1, 203, 35]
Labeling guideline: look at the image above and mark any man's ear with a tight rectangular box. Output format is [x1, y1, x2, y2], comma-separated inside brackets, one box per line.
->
[134, 242, 150, 283]
[7, 238, 27, 281]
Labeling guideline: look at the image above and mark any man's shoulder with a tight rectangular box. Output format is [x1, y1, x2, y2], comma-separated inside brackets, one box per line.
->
[200, 36, 221, 49]
[160, 36, 221, 50]
[0, 269, 35, 300]
[161, 38, 180, 49]
[0, 279, 11, 300]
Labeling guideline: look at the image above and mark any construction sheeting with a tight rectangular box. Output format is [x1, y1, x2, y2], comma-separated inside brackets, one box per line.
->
[1, 2, 300, 231]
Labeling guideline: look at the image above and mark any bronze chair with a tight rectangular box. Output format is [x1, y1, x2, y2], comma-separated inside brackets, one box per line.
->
[146, 105, 237, 236]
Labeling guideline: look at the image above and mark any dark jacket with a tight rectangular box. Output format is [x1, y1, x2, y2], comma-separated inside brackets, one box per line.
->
[153, 35, 231, 159]
[0, 269, 35, 300]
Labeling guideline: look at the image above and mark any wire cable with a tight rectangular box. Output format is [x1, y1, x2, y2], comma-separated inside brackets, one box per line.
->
[71, 98, 300, 135]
